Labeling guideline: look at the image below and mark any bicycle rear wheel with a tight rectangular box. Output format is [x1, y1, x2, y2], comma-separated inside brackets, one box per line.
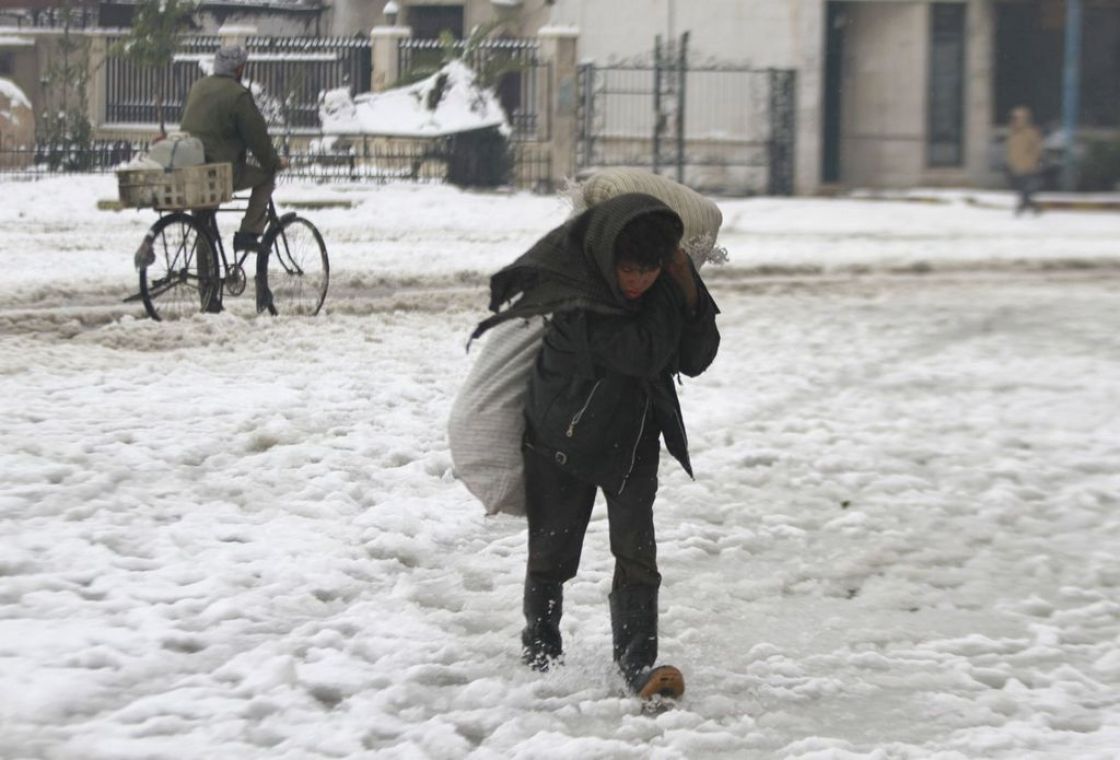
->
[139, 212, 220, 321]
[256, 216, 329, 316]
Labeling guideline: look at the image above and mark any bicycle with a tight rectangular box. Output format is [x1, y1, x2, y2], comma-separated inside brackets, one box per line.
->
[129, 197, 329, 321]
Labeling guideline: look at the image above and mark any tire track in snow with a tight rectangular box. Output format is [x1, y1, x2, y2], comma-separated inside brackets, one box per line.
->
[1, 267, 1116, 340]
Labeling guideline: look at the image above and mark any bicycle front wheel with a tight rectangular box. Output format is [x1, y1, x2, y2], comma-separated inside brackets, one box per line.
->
[139, 212, 220, 321]
[257, 216, 329, 316]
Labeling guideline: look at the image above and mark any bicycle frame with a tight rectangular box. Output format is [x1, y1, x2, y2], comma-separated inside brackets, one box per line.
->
[128, 195, 327, 318]
[189, 197, 283, 282]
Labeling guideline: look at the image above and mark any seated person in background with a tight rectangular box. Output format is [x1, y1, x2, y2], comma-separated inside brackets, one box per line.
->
[180, 45, 287, 250]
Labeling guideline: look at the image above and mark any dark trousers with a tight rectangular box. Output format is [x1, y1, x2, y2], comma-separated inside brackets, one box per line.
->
[523, 429, 662, 593]
[233, 163, 276, 234]
[520, 427, 663, 677]
[1012, 172, 1041, 215]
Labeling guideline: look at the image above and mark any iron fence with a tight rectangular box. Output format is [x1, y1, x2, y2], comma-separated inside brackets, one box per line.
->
[577, 34, 797, 195]
[0, 139, 551, 192]
[0, 140, 145, 175]
[767, 69, 797, 196]
[397, 37, 545, 141]
[104, 35, 372, 130]
[280, 140, 550, 190]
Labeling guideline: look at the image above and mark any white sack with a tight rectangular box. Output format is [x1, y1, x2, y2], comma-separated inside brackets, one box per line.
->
[572, 168, 727, 267]
[148, 133, 206, 170]
[448, 318, 546, 516]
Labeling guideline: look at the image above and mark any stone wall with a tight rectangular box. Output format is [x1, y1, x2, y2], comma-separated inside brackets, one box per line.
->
[837, 2, 927, 188]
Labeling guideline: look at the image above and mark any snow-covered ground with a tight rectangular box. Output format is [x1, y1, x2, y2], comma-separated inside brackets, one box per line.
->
[1, 176, 1119, 759]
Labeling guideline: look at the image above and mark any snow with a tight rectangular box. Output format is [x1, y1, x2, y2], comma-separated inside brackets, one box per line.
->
[319, 60, 510, 138]
[0, 75, 31, 110]
[175, 52, 341, 63]
[1, 175, 1120, 759]
[538, 25, 581, 37]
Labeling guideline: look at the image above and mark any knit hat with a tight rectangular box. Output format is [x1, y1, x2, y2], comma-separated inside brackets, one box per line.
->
[213, 46, 248, 76]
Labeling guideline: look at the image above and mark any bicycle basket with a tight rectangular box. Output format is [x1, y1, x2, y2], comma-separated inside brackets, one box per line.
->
[117, 163, 233, 211]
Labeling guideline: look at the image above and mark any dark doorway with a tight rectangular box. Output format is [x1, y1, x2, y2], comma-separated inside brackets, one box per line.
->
[995, 1, 1120, 129]
[927, 2, 966, 167]
[822, 1, 847, 183]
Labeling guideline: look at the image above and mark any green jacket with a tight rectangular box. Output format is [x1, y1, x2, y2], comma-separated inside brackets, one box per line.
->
[180, 73, 281, 173]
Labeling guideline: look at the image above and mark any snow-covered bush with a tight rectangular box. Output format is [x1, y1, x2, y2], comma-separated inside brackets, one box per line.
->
[318, 60, 509, 139]
[0, 77, 35, 166]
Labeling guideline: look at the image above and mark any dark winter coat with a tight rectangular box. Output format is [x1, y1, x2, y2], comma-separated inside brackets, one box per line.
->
[475, 193, 720, 495]
[180, 74, 282, 174]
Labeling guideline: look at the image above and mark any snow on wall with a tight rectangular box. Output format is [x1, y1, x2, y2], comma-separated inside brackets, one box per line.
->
[319, 60, 510, 138]
[0, 76, 34, 156]
[0, 76, 31, 111]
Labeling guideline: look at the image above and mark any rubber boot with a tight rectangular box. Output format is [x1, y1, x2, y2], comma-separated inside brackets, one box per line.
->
[521, 578, 563, 671]
[610, 585, 659, 689]
[610, 586, 685, 700]
[255, 270, 273, 314]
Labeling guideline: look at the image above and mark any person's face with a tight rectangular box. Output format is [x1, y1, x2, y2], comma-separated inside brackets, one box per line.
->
[616, 261, 662, 301]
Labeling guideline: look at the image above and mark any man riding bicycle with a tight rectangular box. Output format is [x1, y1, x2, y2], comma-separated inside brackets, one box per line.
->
[180, 45, 288, 253]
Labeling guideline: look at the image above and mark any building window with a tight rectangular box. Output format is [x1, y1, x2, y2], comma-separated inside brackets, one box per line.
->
[928, 3, 966, 167]
[407, 4, 465, 40]
[995, 2, 1120, 129]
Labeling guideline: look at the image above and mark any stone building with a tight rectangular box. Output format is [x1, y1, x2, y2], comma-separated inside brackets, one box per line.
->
[1, 0, 1117, 192]
[340, 0, 1119, 191]
[328, 0, 554, 38]
[544, 0, 1119, 192]
[98, 1, 328, 36]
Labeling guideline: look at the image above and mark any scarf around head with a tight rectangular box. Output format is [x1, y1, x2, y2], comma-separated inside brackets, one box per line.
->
[471, 193, 684, 341]
[214, 46, 248, 76]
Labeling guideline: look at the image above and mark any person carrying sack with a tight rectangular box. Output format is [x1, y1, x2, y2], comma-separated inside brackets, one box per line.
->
[472, 193, 721, 703]
[180, 45, 288, 251]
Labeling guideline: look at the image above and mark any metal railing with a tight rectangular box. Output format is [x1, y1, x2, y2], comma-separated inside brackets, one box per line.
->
[0, 140, 145, 175]
[577, 33, 797, 195]
[104, 35, 372, 130]
[0, 139, 552, 192]
[397, 36, 540, 74]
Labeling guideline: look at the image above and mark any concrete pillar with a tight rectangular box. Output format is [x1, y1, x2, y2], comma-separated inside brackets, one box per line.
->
[370, 25, 412, 92]
[86, 32, 108, 129]
[965, 0, 995, 186]
[218, 24, 257, 49]
[538, 26, 579, 188]
[792, 0, 824, 195]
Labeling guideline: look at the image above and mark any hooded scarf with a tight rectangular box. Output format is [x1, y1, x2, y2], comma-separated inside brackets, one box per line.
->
[213, 46, 248, 77]
[471, 193, 684, 340]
